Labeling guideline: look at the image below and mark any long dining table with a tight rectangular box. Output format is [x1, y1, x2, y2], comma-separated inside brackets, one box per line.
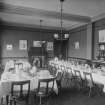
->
[71, 66, 105, 89]
[64, 66, 105, 91]
[49, 60, 105, 92]
[0, 70, 58, 104]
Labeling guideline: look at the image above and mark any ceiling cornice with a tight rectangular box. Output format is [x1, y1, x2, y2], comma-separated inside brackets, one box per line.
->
[92, 13, 105, 22]
[2, 21, 69, 33]
[2, 3, 91, 23]
[66, 23, 87, 30]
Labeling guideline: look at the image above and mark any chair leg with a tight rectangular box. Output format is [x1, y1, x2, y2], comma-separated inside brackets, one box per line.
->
[26, 98, 29, 105]
[14, 100, 16, 105]
[1, 97, 3, 105]
[39, 96, 42, 105]
[6, 95, 9, 105]
[46, 96, 50, 105]
[89, 87, 92, 97]
[56, 80, 62, 93]
[65, 78, 69, 87]
[10, 100, 12, 105]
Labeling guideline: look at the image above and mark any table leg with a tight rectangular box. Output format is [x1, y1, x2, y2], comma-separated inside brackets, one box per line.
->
[6, 95, 9, 105]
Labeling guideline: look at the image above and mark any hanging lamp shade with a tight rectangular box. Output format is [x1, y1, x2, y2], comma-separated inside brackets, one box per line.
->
[54, 33, 59, 39]
[64, 34, 69, 39]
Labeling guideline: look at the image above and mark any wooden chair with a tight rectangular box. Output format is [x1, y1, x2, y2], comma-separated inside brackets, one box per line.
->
[60, 65, 66, 80]
[83, 72, 99, 97]
[64, 67, 74, 87]
[0, 96, 4, 105]
[36, 77, 56, 105]
[7, 80, 30, 105]
[74, 70, 84, 89]
[74, 70, 82, 80]
[55, 70, 63, 91]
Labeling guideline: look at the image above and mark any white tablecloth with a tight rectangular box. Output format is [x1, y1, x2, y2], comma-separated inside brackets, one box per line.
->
[50, 60, 105, 92]
[72, 69, 105, 92]
[57, 67, 105, 92]
[0, 71, 58, 103]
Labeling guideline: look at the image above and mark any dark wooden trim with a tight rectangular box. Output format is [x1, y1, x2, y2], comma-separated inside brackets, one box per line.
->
[1, 57, 28, 59]
[67, 57, 90, 61]
[91, 22, 94, 60]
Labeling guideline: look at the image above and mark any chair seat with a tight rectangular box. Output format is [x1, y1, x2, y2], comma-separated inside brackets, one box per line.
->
[11, 90, 28, 96]
[36, 87, 53, 97]
[10, 95, 28, 101]
[83, 72, 102, 97]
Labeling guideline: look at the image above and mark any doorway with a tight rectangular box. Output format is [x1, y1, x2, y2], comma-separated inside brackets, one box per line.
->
[54, 40, 68, 59]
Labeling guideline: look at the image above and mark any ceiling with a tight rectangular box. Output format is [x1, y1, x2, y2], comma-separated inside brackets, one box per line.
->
[1, 0, 105, 30]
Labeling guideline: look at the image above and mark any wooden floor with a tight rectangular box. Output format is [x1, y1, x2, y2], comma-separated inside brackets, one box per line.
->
[15, 87, 105, 105]
[4, 79, 105, 105]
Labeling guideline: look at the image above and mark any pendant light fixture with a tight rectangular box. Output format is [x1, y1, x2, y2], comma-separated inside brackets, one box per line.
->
[54, 0, 69, 40]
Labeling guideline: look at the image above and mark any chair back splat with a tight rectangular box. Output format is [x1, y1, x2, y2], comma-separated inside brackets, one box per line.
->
[36, 77, 56, 105]
[37, 77, 56, 96]
[8, 80, 30, 105]
[83, 72, 96, 97]
[11, 80, 30, 98]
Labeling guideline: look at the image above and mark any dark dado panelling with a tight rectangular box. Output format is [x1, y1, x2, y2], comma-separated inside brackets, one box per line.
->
[1, 25, 57, 64]
[68, 25, 87, 59]
[93, 18, 105, 59]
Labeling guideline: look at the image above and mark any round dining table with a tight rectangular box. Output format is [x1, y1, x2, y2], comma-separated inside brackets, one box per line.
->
[0, 70, 58, 104]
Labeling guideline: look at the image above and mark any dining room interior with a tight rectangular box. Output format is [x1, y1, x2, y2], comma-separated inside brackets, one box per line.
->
[1, 0, 105, 105]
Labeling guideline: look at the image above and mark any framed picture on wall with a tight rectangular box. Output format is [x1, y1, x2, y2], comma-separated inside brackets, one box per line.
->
[74, 41, 79, 49]
[99, 44, 105, 50]
[6, 44, 13, 50]
[99, 30, 105, 42]
[33, 41, 42, 47]
[19, 40, 27, 50]
[46, 42, 53, 51]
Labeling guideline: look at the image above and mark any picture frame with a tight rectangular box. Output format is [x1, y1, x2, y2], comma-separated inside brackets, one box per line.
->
[6, 44, 13, 50]
[19, 40, 27, 50]
[99, 30, 105, 42]
[33, 41, 42, 47]
[46, 42, 53, 51]
[74, 41, 79, 49]
[99, 45, 105, 50]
